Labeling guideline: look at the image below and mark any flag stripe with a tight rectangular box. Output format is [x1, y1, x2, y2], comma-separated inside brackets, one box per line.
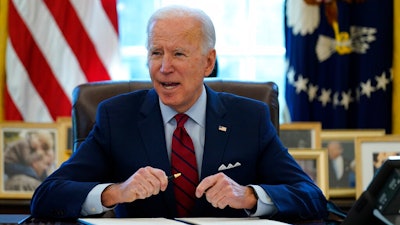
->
[4, 87, 23, 121]
[5, 0, 117, 122]
[44, 0, 110, 83]
[70, 0, 119, 79]
[8, 1, 71, 121]
[6, 41, 52, 122]
[12, 0, 87, 103]
[101, 0, 118, 33]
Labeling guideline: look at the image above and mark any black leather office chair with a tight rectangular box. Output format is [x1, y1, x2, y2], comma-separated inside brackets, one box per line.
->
[71, 79, 279, 152]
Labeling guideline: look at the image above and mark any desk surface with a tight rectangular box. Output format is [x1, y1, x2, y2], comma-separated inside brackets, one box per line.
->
[0, 214, 329, 225]
[0, 214, 29, 224]
[0, 214, 77, 225]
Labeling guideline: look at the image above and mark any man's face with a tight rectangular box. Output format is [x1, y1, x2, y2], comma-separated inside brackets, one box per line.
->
[147, 17, 216, 113]
[328, 142, 343, 159]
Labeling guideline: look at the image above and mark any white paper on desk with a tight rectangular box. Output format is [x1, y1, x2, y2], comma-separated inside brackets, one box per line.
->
[78, 217, 183, 225]
[175, 217, 290, 225]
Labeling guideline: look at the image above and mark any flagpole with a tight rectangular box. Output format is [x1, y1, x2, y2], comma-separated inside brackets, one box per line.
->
[393, 0, 400, 134]
[0, 0, 9, 122]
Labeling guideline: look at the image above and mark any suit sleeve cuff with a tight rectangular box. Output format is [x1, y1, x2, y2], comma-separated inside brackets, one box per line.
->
[81, 183, 115, 216]
[245, 185, 277, 217]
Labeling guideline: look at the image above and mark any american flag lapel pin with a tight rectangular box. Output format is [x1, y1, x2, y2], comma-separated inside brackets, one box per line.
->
[218, 125, 227, 132]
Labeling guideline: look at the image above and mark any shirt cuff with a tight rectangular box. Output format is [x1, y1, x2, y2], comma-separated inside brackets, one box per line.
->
[81, 183, 115, 216]
[245, 185, 277, 217]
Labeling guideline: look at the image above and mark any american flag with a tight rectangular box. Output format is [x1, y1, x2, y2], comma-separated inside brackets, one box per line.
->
[4, 0, 119, 122]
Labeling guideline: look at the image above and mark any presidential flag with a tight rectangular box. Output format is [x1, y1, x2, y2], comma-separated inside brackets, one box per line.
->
[2, 0, 119, 122]
[284, 0, 393, 133]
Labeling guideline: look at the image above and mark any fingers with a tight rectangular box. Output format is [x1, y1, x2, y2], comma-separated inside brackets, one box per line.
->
[139, 167, 169, 194]
[196, 173, 254, 209]
[139, 166, 169, 196]
[196, 173, 229, 208]
[195, 174, 217, 198]
[120, 166, 168, 201]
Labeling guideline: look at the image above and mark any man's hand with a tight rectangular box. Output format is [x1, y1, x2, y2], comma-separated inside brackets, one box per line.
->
[101, 166, 168, 207]
[195, 172, 257, 210]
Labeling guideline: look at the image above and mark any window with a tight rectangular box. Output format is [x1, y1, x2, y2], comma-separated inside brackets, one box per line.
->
[117, 0, 286, 121]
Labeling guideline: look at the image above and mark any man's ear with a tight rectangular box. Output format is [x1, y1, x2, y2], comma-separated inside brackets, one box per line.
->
[204, 49, 216, 77]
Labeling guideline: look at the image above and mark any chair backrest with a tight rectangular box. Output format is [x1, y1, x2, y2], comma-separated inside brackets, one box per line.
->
[72, 79, 279, 151]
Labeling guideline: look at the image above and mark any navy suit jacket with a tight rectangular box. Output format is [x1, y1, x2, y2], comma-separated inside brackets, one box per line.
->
[31, 85, 327, 222]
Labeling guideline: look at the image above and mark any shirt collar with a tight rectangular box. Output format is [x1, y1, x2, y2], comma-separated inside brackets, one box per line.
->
[160, 85, 207, 127]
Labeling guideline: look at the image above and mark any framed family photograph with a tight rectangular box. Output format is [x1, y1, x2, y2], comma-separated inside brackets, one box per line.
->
[321, 129, 386, 198]
[289, 149, 329, 198]
[354, 135, 400, 198]
[280, 122, 322, 148]
[0, 122, 63, 199]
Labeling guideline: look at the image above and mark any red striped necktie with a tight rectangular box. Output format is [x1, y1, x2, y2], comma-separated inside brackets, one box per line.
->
[171, 113, 199, 217]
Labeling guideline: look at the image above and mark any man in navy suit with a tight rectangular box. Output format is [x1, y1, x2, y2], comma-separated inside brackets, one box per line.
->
[30, 5, 327, 223]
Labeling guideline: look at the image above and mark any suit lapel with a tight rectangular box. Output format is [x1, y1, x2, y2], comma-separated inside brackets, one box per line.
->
[138, 90, 170, 172]
[193, 86, 231, 214]
[137, 89, 176, 214]
[201, 86, 230, 179]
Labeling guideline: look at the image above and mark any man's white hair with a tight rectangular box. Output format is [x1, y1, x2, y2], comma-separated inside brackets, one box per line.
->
[146, 5, 216, 54]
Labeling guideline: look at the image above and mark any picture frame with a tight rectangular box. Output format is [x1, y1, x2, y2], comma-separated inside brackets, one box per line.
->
[354, 135, 400, 198]
[0, 122, 63, 199]
[57, 116, 73, 161]
[289, 149, 329, 199]
[280, 122, 322, 148]
[321, 129, 386, 198]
